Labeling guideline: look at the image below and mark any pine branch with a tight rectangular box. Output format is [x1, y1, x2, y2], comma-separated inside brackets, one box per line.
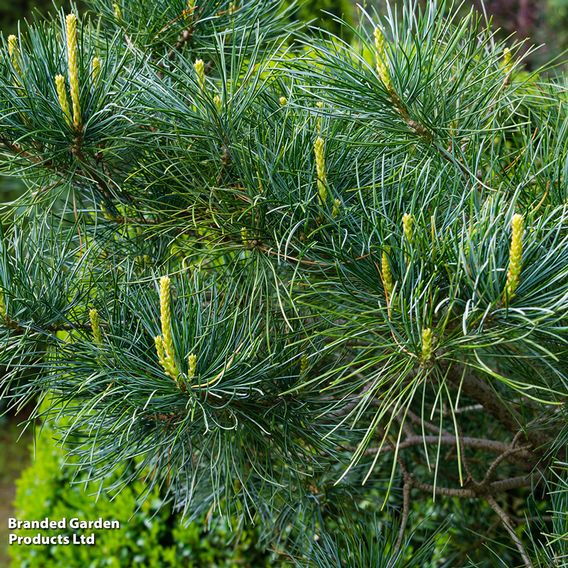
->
[411, 474, 534, 498]
[386, 434, 532, 458]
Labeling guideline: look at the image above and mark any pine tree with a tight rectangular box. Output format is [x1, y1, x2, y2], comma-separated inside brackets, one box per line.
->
[1, 1, 567, 565]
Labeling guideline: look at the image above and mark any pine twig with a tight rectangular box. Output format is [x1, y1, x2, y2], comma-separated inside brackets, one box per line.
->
[411, 474, 533, 498]
[394, 466, 412, 556]
[487, 496, 534, 568]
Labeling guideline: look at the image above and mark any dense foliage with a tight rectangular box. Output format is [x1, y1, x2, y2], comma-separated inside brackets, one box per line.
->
[0, 1, 567, 566]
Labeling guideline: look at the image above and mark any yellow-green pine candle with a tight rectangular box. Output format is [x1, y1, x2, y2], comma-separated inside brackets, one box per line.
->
[154, 335, 176, 379]
[187, 353, 197, 379]
[7, 35, 22, 77]
[194, 58, 205, 92]
[159, 276, 177, 370]
[374, 27, 390, 88]
[279, 96, 288, 106]
[503, 48, 513, 75]
[89, 308, 103, 344]
[505, 213, 524, 301]
[240, 227, 250, 247]
[381, 250, 393, 296]
[55, 75, 72, 127]
[92, 57, 101, 83]
[155, 335, 166, 363]
[314, 136, 327, 205]
[332, 198, 341, 218]
[155, 336, 180, 380]
[186, 0, 196, 20]
[156, 277, 181, 381]
[113, 2, 122, 20]
[228, 1, 237, 15]
[0, 290, 5, 319]
[66, 14, 81, 130]
[402, 213, 413, 242]
[421, 327, 433, 362]
[213, 94, 222, 111]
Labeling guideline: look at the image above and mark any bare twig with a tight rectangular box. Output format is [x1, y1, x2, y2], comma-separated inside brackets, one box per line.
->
[365, 434, 532, 459]
[167, 29, 193, 60]
[445, 363, 550, 450]
[394, 469, 412, 555]
[479, 443, 533, 487]
[487, 496, 534, 568]
[411, 474, 532, 498]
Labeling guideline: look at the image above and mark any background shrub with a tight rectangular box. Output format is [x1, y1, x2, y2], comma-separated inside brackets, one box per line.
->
[11, 416, 278, 567]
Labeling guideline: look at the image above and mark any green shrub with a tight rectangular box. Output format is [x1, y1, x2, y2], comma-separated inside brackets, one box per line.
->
[11, 418, 279, 567]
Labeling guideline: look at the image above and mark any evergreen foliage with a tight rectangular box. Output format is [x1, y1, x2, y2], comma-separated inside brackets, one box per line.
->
[0, 1, 567, 565]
